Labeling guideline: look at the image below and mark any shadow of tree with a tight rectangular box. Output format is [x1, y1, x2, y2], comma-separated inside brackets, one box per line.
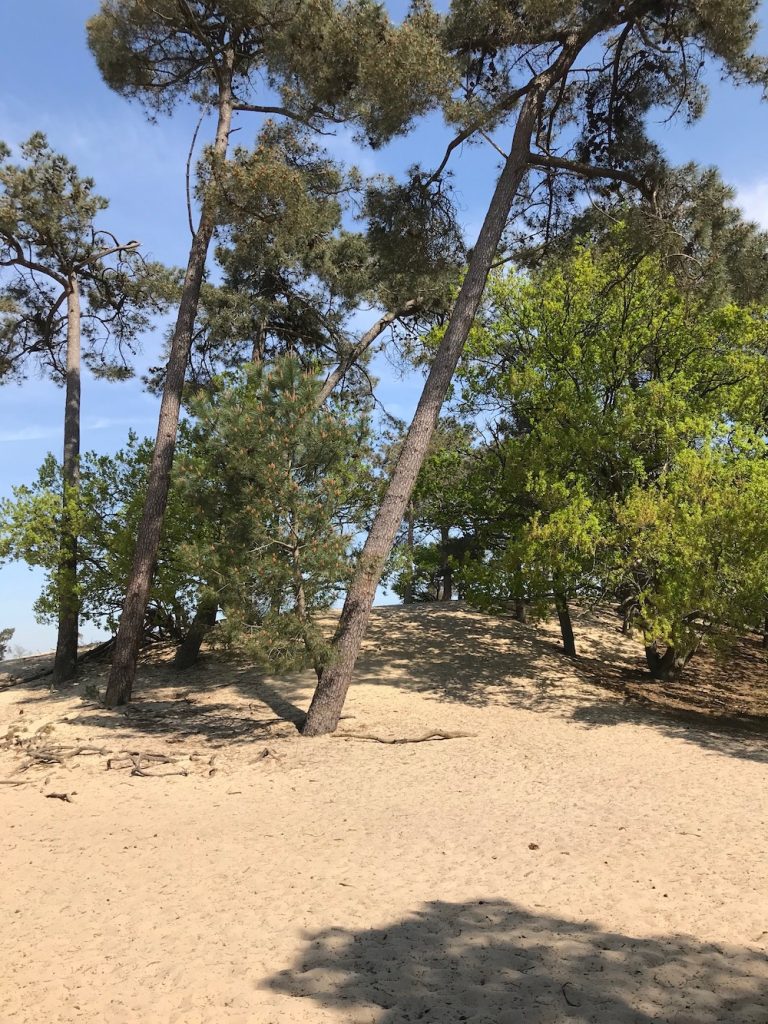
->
[266, 899, 768, 1023]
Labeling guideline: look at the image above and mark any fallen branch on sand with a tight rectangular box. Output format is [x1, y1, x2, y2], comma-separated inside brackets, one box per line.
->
[338, 731, 476, 745]
[45, 792, 73, 802]
[106, 751, 188, 778]
[16, 745, 106, 773]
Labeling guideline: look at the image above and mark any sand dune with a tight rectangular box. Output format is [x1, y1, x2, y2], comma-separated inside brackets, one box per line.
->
[2, 603, 767, 1023]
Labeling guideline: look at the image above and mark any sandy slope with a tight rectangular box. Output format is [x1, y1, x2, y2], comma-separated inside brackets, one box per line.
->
[1, 604, 767, 1023]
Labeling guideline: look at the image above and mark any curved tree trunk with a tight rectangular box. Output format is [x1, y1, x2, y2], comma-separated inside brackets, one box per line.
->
[105, 68, 234, 708]
[317, 302, 417, 407]
[52, 275, 81, 688]
[644, 642, 693, 680]
[302, 89, 545, 737]
[555, 594, 576, 657]
[173, 593, 218, 670]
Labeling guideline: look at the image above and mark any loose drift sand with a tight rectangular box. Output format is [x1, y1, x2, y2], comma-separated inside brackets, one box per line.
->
[2, 604, 767, 1023]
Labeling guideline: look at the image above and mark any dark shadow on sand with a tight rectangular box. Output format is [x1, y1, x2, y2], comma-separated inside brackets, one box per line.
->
[265, 898, 768, 1023]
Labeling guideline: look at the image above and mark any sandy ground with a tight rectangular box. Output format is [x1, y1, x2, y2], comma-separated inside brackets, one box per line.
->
[1, 603, 767, 1023]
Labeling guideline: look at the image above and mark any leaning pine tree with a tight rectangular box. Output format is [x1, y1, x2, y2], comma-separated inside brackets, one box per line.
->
[302, 0, 768, 734]
[89, 0, 450, 707]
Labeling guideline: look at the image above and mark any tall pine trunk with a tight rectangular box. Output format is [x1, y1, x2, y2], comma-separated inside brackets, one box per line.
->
[52, 274, 81, 687]
[173, 592, 218, 670]
[555, 594, 576, 657]
[404, 501, 415, 605]
[105, 65, 234, 708]
[302, 91, 543, 736]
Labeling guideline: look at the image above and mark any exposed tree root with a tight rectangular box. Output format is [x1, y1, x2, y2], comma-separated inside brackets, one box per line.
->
[107, 751, 188, 778]
[338, 731, 476, 744]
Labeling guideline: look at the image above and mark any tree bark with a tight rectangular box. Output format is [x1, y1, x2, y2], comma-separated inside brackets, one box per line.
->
[644, 642, 692, 680]
[555, 594, 576, 657]
[173, 592, 218, 670]
[52, 275, 81, 687]
[302, 89, 545, 737]
[439, 525, 452, 601]
[513, 599, 528, 624]
[105, 65, 234, 708]
[317, 302, 418, 407]
[403, 501, 415, 605]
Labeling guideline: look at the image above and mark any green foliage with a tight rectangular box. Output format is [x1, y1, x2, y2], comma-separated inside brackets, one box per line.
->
[175, 357, 375, 671]
[0, 132, 176, 384]
[0, 626, 14, 660]
[436, 235, 768, 667]
[533, 166, 768, 307]
[0, 439, 194, 634]
[88, 0, 452, 145]
[612, 437, 768, 659]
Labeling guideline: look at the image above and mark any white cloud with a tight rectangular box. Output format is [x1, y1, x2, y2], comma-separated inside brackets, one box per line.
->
[0, 425, 59, 443]
[0, 416, 154, 443]
[736, 179, 768, 229]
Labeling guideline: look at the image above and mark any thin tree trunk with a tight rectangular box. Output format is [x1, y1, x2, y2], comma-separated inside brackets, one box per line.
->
[317, 301, 418, 407]
[763, 613, 768, 649]
[52, 275, 81, 687]
[403, 501, 415, 605]
[173, 592, 218, 670]
[105, 65, 234, 708]
[439, 525, 452, 602]
[555, 594, 576, 657]
[302, 89, 545, 737]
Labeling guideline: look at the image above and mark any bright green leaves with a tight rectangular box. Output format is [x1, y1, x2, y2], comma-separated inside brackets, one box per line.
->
[448, 236, 768, 665]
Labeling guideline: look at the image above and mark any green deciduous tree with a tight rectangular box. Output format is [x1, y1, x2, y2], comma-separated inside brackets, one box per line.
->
[454, 238, 768, 673]
[0, 437, 195, 645]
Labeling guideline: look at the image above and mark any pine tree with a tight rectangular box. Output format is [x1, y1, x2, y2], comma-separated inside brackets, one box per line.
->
[89, 0, 452, 706]
[0, 134, 170, 685]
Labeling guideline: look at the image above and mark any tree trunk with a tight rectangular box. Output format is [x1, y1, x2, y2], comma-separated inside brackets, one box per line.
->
[317, 302, 417, 406]
[403, 501, 415, 605]
[302, 90, 544, 737]
[105, 68, 234, 708]
[644, 642, 692, 680]
[513, 599, 528, 624]
[439, 525, 452, 601]
[763, 614, 768, 649]
[173, 593, 218, 670]
[52, 275, 81, 687]
[555, 594, 576, 657]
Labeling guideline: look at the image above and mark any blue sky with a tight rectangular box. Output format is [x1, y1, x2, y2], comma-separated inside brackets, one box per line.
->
[2, 1, 768, 653]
